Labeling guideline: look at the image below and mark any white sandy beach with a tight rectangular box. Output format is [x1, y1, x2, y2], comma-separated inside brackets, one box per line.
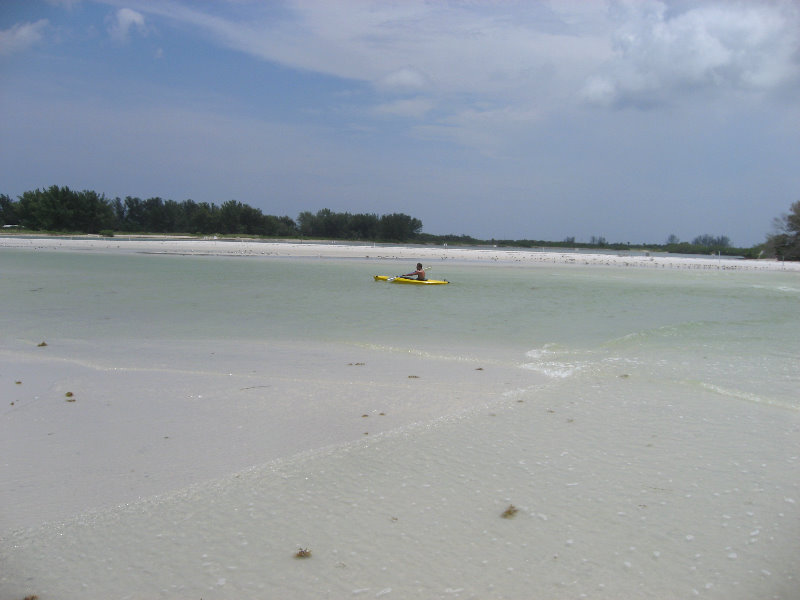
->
[1, 236, 798, 599]
[2, 234, 799, 271]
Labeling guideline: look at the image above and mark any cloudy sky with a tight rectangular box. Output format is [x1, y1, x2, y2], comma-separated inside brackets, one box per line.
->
[2, 0, 799, 245]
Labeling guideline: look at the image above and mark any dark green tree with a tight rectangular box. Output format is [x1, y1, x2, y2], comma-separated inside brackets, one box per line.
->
[143, 197, 169, 232]
[379, 213, 422, 242]
[219, 200, 245, 234]
[319, 209, 350, 238]
[590, 235, 607, 247]
[272, 215, 297, 236]
[297, 211, 316, 237]
[238, 204, 265, 235]
[163, 199, 186, 232]
[0, 194, 17, 226]
[111, 197, 125, 229]
[350, 213, 380, 240]
[121, 196, 145, 231]
[17, 186, 71, 230]
[765, 200, 800, 260]
[189, 202, 219, 234]
[72, 189, 114, 233]
[16, 186, 112, 233]
[692, 234, 731, 248]
[4, 185, 421, 241]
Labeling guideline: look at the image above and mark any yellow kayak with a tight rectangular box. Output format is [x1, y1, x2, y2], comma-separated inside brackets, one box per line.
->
[374, 275, 449, 285]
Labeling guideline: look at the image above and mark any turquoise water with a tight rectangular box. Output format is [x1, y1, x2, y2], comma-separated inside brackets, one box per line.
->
[3, 249, 798, 410]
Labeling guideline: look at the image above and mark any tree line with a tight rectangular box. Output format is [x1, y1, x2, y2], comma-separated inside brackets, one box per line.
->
[1, 186, 798, 260]
[0, 186, 423, 242]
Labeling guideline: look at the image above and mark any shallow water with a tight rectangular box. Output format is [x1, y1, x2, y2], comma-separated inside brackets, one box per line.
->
[1, 249, 798, 599]
[3, 249, 798, 405]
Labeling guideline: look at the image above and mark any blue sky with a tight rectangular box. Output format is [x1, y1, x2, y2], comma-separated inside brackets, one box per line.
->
[2, 0, 799, 245]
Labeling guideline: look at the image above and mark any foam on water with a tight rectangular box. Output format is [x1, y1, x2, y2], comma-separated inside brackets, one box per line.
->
[522, 345, 590, 379]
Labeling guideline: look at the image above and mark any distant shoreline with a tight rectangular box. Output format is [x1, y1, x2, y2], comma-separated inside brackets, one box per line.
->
[2, 234, 798, 271]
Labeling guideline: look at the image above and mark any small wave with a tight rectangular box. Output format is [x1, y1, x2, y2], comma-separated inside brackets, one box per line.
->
[522, 345, 588, 378]
[355, 342, 488, 364]
[699, 382, 799, 411]
[524, 344, 559, 360]
[603, 323, 691, 347]
[751, 284, 800, 295]
[521, 361, 584, 378]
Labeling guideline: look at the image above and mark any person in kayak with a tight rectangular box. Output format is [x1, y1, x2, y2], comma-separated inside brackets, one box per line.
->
[402, 263, 426, 281]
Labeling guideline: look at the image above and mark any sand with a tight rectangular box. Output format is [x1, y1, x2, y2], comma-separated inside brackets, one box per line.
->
[1, 337, 537, 531]
[1, 236, 798, 599]
[2, 234, 798, 271]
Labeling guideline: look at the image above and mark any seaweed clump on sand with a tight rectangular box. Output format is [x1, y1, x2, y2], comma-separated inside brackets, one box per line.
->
[501, 504, 519, 519]
[295, 547, 312, 559]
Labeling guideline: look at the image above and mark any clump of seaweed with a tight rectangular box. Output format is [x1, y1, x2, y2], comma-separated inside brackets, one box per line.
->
[65, 392, 76, 402]
[407, 375, 419, 379]
[501, 504, 519, 519]
[22, 595, 39, 600]
[295, 547, 312, 559]
[37, 341, 47, 347]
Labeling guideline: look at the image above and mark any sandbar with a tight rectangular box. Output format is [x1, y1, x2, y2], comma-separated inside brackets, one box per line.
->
[2, 234, 798, 271]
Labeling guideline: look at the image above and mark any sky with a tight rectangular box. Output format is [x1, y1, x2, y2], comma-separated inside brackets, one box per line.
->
[1, 0, 799, 246]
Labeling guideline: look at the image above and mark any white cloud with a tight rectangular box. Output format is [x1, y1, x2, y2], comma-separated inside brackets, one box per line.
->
[378, 67, 429, 91]
[88, 1, 800, 117]
[127, 0, 608, 103]
[582, 1, 800, 107]
[581, 75, 617, 106]
[114, 0, 613, 161]
[108, 8, 147, 43]
[60, 0, 800, 164]
[0, 20, 49, 56]
[372, 97, 434, 118]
